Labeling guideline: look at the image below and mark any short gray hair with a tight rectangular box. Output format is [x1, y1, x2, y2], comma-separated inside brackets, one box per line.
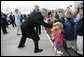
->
[41, 8, 47, 12]
[41, 8, 48, 16]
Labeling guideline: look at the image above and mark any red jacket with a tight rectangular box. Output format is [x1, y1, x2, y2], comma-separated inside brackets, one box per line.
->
[54, 29, 63, 46]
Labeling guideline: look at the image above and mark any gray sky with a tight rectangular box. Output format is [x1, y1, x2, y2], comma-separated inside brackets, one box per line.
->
[1, 1, 82, 14]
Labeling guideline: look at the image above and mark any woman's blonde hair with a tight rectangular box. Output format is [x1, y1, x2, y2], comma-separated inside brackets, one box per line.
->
[54, 22, 64, 33]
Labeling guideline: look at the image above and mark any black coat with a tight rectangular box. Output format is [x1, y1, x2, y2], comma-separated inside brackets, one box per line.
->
[9, 15, 15, 23]
[76, 17, 83, 36]
[1, 13, 7, 25]
[21, 12, 52, 41]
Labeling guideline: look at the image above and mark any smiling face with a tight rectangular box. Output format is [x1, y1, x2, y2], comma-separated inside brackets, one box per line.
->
[41, 8, 48, 17]
[65, 11, 72, 18]
[54, 22, 63, 30]
[55, 24, 60, 30]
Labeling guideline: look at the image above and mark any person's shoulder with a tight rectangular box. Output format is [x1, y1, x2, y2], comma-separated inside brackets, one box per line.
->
[78, 17, 83, 24]
[34, 11, 41, 14]
[30, 11, 40, 15]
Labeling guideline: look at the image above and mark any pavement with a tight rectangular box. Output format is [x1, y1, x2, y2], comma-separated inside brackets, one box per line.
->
[1, 25, 56, 56]
[1, 25, 78, 56]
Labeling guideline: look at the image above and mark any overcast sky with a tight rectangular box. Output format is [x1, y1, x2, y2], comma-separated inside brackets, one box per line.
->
[1, 1, 83, 14]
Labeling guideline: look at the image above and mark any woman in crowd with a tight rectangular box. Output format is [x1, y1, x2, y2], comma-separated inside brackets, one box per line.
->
[14, 9, 22, 35]
[63, 11, 75, 49]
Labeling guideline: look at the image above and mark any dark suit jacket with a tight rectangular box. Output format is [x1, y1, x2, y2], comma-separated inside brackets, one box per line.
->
[9, 15, 15, 23]
[1, 13, 7, 25]
[76, 17, 83, 36]
[21, 11, 52, 41]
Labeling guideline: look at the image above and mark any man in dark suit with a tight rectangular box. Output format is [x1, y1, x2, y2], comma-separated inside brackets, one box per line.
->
[1, 12, 8, 34]
[33, 5, 41, 35]
[9, 12, 16, 27]
[18, 8, 52, 53]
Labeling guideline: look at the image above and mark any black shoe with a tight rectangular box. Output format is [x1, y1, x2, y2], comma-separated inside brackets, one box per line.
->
[34, 49, 43, 53]
[18, 45, 25, 48]
[17, 34, 21, 35]
[75, 52, 83, 56]
[4, 32, 8, 34]
[39, 33, 41, 35]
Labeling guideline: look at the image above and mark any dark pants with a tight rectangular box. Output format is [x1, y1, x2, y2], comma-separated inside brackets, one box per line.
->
[36, 25, 41, 35]
[11, 20, 16, 27]
[56, 44, 64, 51]
[18, 36, 39, 51]
[1, 24, 7, 34]
[6, 22, 9, 28]
[74, 24, 77, 40]
[18, 25, 39, 51]
[12, 22, 16, 27]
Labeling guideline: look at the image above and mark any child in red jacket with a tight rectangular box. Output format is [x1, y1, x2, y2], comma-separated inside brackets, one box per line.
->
[53, 22, 64, 55]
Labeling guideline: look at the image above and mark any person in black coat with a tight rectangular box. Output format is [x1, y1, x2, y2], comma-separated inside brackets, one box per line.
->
[76, 17, 83, 36]
[33, 5, 41, 35]
[1, 12, 8, 34]
[5, 14, 9, 28]
[18, 8, 53, 53]
[9, 12, 16, 27]
[76, 9, 83, 55]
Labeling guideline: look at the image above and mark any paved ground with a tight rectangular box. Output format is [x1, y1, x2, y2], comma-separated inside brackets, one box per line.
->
[1, 25, 78, 56]
[1, 25, 56, 56]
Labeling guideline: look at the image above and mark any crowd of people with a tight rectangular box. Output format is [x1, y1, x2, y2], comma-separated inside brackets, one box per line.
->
[44, 3, 83, 55]
[1, 2, 83, 56]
